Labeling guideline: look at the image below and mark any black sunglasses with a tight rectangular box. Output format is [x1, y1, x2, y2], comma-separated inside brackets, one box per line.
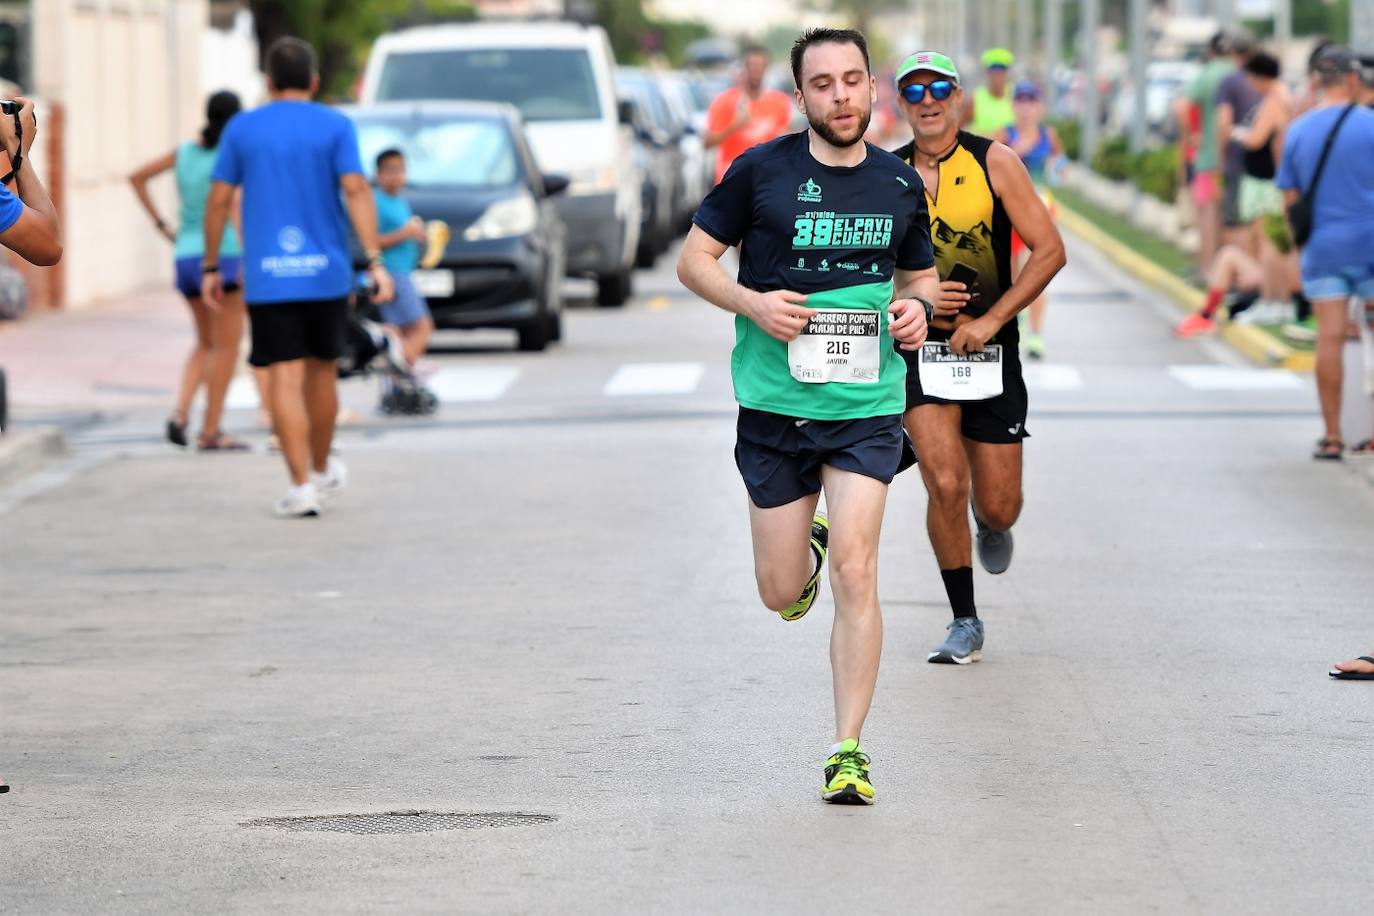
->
[900, 80, 956, 104]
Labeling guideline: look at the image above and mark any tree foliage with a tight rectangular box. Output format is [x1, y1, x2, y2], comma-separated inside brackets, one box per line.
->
[247, 0, 477, 100]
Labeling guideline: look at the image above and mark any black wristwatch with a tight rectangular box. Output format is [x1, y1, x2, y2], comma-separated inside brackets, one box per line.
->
[916, 296, 935, 324]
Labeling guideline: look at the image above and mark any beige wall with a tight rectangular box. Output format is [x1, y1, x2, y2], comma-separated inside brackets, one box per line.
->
[33, 0, 208, 309]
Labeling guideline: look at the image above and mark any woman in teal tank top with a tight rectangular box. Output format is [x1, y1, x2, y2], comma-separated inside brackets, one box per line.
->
[130, 91, 254, 451]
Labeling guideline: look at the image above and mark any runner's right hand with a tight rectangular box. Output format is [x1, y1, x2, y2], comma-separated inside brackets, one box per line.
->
[748, 289, 815, 342]
[200, 271, 223, 310]
[935, 280, 970, 319]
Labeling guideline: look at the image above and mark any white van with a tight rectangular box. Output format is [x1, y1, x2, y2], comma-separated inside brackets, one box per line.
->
[360, 22, 641, 306]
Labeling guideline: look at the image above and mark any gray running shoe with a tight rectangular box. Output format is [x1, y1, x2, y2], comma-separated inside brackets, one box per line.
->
[974, 513, 1014, 575]
[928, 616, 984, 664]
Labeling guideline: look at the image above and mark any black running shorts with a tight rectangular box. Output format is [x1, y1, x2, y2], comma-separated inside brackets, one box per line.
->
[734, 407, 917, 509]
[248, 298, 348, 367]
[902, 345, 1030, 445]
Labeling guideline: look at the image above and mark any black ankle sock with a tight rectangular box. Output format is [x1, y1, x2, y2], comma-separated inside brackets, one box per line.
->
[940, 567, 977, 621]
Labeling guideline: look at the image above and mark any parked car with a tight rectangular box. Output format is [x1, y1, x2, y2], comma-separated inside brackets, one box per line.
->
[657, 71, 711, 225]
[342, 101, 568, 352]
[360, 22, 640, 307]
[617, 67, 687, 267]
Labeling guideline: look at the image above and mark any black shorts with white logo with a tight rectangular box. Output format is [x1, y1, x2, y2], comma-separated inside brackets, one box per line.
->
[734, 407, 917, 509]
[248, 297, 348, 368]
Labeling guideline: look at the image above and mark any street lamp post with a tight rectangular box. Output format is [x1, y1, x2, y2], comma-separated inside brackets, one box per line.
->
[1017, 0, 1034, 75]
[1044, 0, 1061, 109]
[1079, 0, 1100, 163]
[1128, 0, 1147, 154]
[1353, 0, 1374, 53]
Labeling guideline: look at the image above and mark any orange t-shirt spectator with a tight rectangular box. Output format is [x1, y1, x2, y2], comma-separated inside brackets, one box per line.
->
[704, 46, 794, 184]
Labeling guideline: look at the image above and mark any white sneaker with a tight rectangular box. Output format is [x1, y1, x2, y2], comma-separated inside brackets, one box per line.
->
[274, 483, 321, 518]
[311, 456, 348, 498]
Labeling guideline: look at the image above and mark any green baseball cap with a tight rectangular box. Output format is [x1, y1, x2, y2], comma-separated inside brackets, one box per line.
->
[895, 51, 960, 85]
[981, 48, 1015, 69]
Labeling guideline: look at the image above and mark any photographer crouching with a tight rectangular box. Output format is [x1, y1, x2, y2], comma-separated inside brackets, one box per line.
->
[0, 97, 61, 266]
[0, 95, 59, 796]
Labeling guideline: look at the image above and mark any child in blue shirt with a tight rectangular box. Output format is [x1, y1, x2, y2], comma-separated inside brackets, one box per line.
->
[374, 148, 433, 365]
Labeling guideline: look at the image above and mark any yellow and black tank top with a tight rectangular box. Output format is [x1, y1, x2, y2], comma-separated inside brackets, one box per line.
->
[892, 132, 1017, 348]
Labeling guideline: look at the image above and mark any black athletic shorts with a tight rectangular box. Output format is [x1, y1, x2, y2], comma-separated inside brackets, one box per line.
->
[248, 298, 348, 368]
[734, 407, 917, 509]
[902, 341, 1031, 445]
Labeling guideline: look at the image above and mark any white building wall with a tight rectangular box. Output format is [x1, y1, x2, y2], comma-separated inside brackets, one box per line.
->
[32, 0, 214, 309]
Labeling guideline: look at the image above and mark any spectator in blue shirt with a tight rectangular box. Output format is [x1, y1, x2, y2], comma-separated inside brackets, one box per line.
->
[0, 96, 61, 267]
[202, 37, 393, 518]
[373, 149, 433, 366]
[1276, 46, 1374, 461]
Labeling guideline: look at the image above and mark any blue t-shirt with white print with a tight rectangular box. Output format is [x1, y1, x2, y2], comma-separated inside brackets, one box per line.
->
[211, 100, 364, 304]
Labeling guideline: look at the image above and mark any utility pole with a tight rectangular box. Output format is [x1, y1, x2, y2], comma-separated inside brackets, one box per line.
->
[1017, 0, 1033, 72]
[1128, 0, 1148, 153]
[1079, 0, 1100, 163]
[1274, 0, 1290, 58]
[1044, 0, 1061, 109]
[1353, 0, 1374, 53]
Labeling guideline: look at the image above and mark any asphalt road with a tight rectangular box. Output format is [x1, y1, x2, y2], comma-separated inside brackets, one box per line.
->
[3, 236, 1373, 914]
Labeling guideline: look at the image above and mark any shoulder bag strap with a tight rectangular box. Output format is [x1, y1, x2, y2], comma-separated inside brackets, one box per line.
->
[1305, 103, 1357, 199]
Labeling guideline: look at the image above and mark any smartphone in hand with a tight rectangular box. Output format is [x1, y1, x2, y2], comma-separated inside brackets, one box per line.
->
[946, 262, 985, 317]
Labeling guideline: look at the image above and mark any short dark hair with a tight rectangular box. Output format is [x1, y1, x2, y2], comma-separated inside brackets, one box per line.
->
[1244, 52, 1280, 80]
[266, 36, 317, 91]
[376, 148, 404, 171]
[790, 28, 870, 89]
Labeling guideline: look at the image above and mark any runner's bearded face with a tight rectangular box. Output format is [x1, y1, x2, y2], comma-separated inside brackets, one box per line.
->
[796, 43, 875, 149]
[898, 72, 962, 145]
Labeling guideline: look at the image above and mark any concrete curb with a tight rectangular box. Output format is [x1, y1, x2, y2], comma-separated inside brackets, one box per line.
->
[1058, 204, 1314, 373]
[0, 426, 68, 491]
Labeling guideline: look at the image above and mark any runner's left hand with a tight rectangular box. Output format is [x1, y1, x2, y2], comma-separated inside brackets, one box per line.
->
[888, 298, 929, 350]
[948, 315, 997, 356]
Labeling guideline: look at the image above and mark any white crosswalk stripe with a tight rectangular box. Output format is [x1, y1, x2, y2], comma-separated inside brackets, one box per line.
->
[1023, 364, 1084, 391]
[1168, 365, 1303, 391]
[426, 366, 522, 402]
[604, 362, 705, 396]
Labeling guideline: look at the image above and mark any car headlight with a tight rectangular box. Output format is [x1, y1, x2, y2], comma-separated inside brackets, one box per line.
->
[462, 194, 538, 241]
[568, 166, 618, 195]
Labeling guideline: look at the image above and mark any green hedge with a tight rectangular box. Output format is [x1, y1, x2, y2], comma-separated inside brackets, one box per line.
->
[1085, 134, 1179, 204]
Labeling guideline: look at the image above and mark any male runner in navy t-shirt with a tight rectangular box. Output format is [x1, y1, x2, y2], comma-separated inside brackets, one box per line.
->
[203, 37, 394, 518]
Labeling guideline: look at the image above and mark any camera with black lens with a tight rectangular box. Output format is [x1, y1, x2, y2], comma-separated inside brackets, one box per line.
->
[0, 101, 17, 116]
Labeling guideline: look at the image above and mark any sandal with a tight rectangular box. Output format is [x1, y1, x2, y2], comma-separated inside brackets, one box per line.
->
[1312, 438, 1344, 461]
[1349, 439, 1374, 456]
[165, 416, 188, 448]
[197, 431, 250, 452]
[1329, 656, 1374, 681]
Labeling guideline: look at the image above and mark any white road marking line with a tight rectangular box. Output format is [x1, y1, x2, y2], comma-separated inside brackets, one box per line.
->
[222, 376, 261, 411]
[426, 366, 522, 402]
[1168, 365, 1303, 391]
[604, 362, 705, 396]
[1023, 364, 1084, 391]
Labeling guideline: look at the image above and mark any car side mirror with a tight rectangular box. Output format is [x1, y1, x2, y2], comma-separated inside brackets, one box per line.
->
[617, 99, 636, 126]
[543, 173, 570, 197]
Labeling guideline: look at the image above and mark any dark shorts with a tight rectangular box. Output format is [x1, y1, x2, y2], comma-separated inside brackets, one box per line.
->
[902, 341, 1030, 445]
[248, 298, 348, 368]
[734, 408, 917, 509]
[1221, 171, 1244, 227]
[175, 256, 241, 299]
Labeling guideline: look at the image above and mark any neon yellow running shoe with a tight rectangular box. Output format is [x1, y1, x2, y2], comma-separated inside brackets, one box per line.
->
[779, 513, 829, 622]
[822, 738, 874, 805]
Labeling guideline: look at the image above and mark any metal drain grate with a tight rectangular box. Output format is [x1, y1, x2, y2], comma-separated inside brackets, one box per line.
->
[241, 811, 557, 835]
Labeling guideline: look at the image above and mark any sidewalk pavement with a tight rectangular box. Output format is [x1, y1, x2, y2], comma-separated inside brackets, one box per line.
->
[0, 286, 220, 417]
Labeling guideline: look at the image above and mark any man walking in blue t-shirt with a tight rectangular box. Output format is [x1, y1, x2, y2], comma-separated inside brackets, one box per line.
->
[203, 37, 394, 517]
[1276, 46, 1374, 461]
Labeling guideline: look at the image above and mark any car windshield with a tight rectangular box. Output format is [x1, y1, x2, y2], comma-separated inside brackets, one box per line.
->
[376, 48, 602, 122]
[352, 117, 520, 189]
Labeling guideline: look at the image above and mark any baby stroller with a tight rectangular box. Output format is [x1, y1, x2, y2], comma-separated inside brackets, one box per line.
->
[339, 277, 438, 417]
